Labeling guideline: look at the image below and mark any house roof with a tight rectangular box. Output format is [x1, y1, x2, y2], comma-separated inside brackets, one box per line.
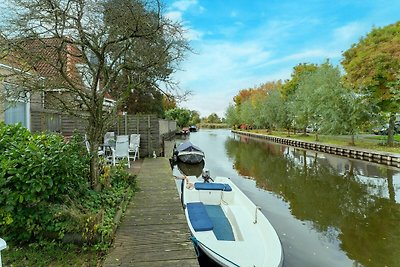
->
[1, 37, 115, 101]
[22, 38, 83, 80]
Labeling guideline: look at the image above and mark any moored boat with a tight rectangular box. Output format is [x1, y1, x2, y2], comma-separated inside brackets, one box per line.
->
[174, 141, 205, 164]
[177, 160, 205, 177]
[189, 125, 198, 132]
[182, 173, 283, 267]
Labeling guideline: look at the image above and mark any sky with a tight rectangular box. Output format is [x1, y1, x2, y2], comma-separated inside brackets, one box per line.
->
[163, 0, 400, 118]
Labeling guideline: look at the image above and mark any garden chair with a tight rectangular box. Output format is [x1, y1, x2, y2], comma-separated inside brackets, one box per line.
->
[129, 134, 141, 161]
[104, 132, 115, 146]
[102, 131, 115, 163]
[112, 135, 130, 168]
[84, 135, 104, 157]
[0, 237, 6, 267]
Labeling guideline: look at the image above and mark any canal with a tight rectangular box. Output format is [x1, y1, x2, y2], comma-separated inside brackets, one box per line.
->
[172, 129, 400, 267]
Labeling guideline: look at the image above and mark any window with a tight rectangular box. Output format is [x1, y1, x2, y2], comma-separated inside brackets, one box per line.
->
[3, 83, 30, 129]
[5, 100, 27, 127]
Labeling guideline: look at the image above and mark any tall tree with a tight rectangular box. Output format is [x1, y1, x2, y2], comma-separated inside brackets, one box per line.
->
[305, 62, 375, 144]
[124, 87, 164, 117]
[165, 107, 191, 128]
[282, 63, 318, 98]
[188, 110, 200, 126]
[342, 21, 400, 146]
[225, 103, 240, 128]
[205, 113, 221, 124]
[0, 0, 189, 189]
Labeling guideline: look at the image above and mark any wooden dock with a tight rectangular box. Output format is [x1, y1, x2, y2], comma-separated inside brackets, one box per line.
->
[102, 158, 199, 267]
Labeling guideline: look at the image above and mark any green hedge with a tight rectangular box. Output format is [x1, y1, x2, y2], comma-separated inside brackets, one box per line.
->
[0, 123, 90, 242]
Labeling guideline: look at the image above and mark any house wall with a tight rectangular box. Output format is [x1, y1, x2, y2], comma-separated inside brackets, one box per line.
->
[0, 67, 9, 123]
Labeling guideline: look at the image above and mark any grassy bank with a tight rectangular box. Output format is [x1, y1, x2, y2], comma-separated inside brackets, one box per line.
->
[3, 242, 101, 267]
[245, 129, 400, 154]
[198, 123, 228, 129]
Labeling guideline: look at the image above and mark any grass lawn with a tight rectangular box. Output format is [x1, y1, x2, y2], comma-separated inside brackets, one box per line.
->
[249, 129, 400, 154]
[2, 242, 104, 267]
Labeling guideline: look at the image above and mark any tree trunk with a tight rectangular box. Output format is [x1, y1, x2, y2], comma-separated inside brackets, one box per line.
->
[387, 113, 396, 147]
[387, 168, 395, 203]
[315, 132, 319, 142]
[90, 152, 101, 191]
[88, 112, 105, 191]
[350, 134, 355, 146]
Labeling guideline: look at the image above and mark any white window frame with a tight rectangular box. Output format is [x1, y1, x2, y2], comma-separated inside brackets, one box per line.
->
[3, 82, 31, 130]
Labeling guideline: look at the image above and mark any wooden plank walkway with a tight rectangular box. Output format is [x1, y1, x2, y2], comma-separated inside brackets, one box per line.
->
[102, 157, 199, 267]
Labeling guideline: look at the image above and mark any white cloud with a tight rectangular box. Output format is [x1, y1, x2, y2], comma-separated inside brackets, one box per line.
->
[332, 22, 368, 46]
[283, 49, 340, 61]
[173, 39, 293, 117]
[183, 28, 203, 41]
[172, 0, 198, 11]
[165, 11, 183, 22]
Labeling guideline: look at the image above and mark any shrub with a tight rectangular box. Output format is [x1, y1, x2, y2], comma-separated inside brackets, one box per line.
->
[0, 123, 90, 242]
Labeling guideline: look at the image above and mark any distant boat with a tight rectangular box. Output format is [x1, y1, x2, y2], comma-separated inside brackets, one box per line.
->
[182, 173, 283, 267]
[176, 127, 190, 135]
[174, 141, 204, 164]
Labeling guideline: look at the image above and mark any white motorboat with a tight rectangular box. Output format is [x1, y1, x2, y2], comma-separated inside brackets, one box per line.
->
[182, 173, 283, 267]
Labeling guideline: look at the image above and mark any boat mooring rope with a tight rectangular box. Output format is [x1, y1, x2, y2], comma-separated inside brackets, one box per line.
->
[189, 236, 240, 267]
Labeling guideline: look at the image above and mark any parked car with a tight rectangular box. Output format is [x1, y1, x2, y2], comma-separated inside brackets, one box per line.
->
[306, 125, 319, 133]
[373, 123, 400, 135]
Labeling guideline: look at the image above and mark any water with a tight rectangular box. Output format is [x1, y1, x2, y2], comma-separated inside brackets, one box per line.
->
[172, 129, 400, 267]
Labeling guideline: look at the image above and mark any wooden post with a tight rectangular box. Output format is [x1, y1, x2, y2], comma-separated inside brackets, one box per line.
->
[148, 115, 151, 157]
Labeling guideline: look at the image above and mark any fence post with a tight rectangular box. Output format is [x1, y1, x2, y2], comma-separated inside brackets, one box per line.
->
[0, 238, 7, 267]
[147, 115, 151, 157]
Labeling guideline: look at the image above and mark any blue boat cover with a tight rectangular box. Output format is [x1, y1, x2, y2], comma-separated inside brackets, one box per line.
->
[194, 183, 232, 192]
[187, 202, 214, 231]
[176, 141, 203, 153]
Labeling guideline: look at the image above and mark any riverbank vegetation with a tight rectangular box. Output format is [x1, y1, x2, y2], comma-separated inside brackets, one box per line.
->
[225, 21, 400, 148]
[0, 123, 136, 266]
[245, 129, 400, 154]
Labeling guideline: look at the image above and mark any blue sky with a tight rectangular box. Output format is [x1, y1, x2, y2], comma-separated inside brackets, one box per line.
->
[164, 0, 400, 118]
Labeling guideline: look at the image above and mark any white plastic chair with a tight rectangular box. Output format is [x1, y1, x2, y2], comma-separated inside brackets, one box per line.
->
[84, 135, 104, 157]
[112, 135, 130, 168]
[104, 132, 115, 146]
[129, 134, 141, 161]
[0, 238, 7, 267]
[102, 132, 115, 163]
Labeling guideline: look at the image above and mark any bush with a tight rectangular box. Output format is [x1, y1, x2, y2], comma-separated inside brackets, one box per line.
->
[0, 123, 90, 242]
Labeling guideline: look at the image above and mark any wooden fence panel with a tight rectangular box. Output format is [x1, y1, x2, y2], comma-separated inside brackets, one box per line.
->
[30, 109, 176, 157]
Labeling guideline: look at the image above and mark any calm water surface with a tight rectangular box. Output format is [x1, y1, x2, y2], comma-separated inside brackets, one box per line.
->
[172, 129, 400, 267]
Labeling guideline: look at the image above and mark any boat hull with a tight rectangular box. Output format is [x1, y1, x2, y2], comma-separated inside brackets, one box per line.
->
[177, 151, 204, 164]
[182, 176, 284, 267]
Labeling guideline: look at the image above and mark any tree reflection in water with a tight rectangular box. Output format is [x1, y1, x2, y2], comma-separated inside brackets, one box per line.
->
[225, 136, 400, 267]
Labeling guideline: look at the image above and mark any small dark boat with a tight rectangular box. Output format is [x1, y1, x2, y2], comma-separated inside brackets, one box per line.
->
[176, 127, 190, 135]
[174, 141, 205, 164]
[177, 160, 205, 177]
